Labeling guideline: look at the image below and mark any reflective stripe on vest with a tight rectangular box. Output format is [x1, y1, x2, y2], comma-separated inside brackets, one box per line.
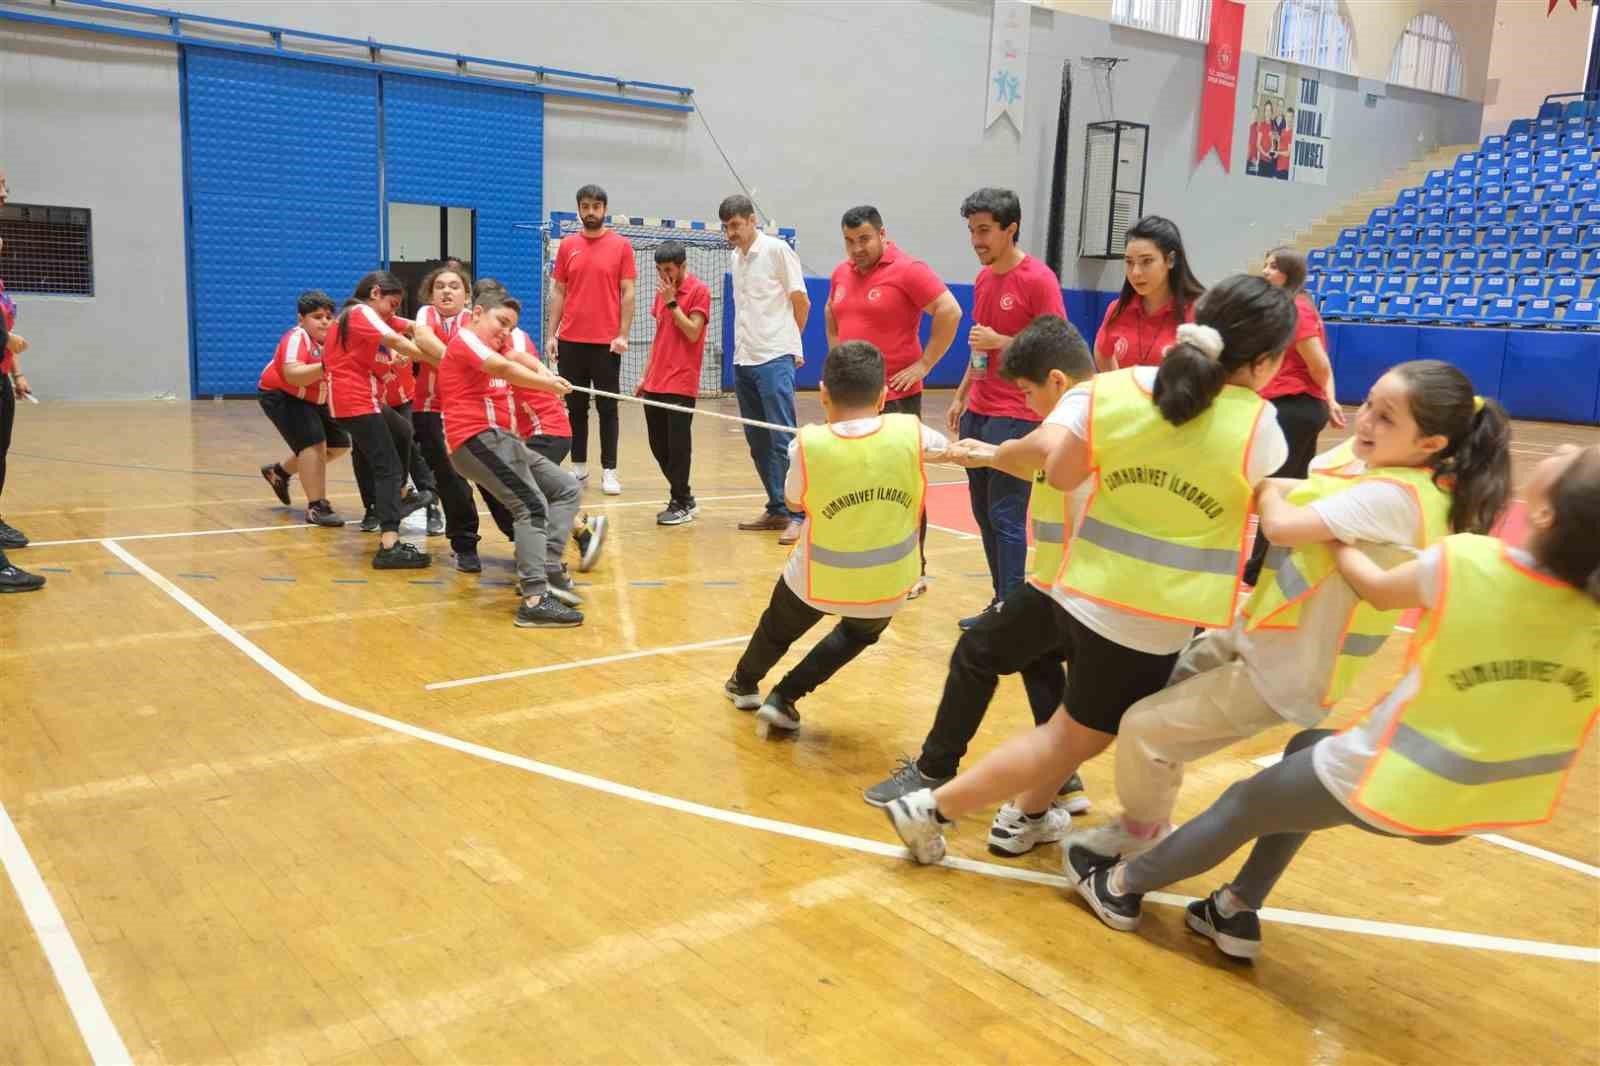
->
[1055, 368, 1263, 627]
[1028, 473, 1069, 590]
[1033, 518, 1065, 542]
[809, 528, 919, 569]
[1348, 534, 1600, 835]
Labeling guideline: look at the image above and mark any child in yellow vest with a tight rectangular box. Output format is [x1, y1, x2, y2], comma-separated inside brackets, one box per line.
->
[888, 275, 1298, 863]
[1070, 443, 1600, 961]
[863, 316, 1097, 854]
[1077, 361, 1514, 860]
[724, 340, 949, 736]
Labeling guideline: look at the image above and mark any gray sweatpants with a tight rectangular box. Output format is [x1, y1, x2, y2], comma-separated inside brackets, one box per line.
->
[1123, 729, 1459, 909]
[450, 428, 580, 597]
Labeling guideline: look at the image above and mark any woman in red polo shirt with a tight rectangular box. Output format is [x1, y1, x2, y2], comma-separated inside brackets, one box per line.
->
[1242, 245, 1347, 586]
[1094, 215, 1205, 371]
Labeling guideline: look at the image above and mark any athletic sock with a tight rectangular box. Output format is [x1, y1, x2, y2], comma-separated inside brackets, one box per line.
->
[1216, 887, 1249, 918]
[1023, 809, 1049, 821]
[1107, 863, 1129, 896]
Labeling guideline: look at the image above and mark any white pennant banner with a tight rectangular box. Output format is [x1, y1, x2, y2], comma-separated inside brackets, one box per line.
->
[985, 0, 1029, 132]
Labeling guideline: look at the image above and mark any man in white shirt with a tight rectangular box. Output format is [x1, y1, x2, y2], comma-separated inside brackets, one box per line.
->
[721, 194, 810, 544]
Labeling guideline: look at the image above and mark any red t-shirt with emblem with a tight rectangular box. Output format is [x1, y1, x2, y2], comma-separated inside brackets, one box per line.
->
[383, 355, 414, 407]
[1095, 295, 1193, 369]
[507, 327, 572, 437]
[258, 325, 326, 403]
[324, 304, 411, 419]
[968, 255, 1066, 421]
[551, 229, 637, 344]
[438, 328, 520, 453]
[828, 243, 948, 402]
[0, 279, 17, 376]
[414, 304, 468, 413]
[1260, 291, 1329, 402]
[640, 272, 712, 398]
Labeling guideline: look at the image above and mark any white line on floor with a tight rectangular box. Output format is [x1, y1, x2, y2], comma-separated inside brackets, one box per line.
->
[102, 537, 1598, 965]
[927, 523, 980, 540]
[0, 800, 132, 1065]
[425, 635, 751, 691]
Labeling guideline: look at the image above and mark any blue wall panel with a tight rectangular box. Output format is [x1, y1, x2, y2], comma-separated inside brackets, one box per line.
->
[184, 48, 380, 395]
[1500, 332, 1600, 423]
[1330, 324, 1418, 405]
[1414, 327, 1508, 402]
[381, 75, 542, 328]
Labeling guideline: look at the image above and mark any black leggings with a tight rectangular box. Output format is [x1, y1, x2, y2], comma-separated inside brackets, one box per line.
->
[0, 371, 13, 501]
[412, 408, 480, 553]
[339, 406, 414, 533]
[734, 578, 892, 703]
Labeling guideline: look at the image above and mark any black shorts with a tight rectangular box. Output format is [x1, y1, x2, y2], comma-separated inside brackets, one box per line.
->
[1052, 601, 1182, 735]
[881, 394, 923, 417]
[259, 390, 350, 453]
[526, 434, 572, 465]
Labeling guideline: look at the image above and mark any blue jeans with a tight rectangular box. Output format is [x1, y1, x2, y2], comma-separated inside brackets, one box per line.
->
[960, 410, 1035, 602]
[735, 356, 801, 519]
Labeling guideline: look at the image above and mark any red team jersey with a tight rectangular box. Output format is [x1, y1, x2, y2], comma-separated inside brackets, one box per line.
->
[257, 325, 325, 403]
[507, 327, 571, 437]
[640, 273, 711, 398]
[1260, 291, 1329, 402]
[323, 304, 411, 419]
[967, 255, 1066, 421]
[414, 304, 468, 413]
[551, 230, 637, 343]
[438, 328, 519, 452]
[1095, 296, 1193, 370]
[1, 278, 18, 376]
[827, 244, 947, 402]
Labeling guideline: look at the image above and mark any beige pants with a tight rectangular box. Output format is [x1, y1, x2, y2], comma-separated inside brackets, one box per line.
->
[1115, 632, 1287, 826]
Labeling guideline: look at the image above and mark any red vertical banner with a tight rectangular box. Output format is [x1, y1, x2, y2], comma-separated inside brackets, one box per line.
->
[1195, 0, 1246, 171]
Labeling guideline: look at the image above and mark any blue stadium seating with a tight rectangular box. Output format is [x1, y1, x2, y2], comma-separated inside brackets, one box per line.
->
[1323, 271, 1350, 293]
[1307, 248, 1330, 271]
[1514, 248, 1547, 273]
[1581, 224, 1600, 249]
[1448, 205, 1474, 226]
[1445, 223, 1474, 249]
[1564, 99, 1588, 120]
[1304, 272, 1322, 296]
[1574, 161, 1599, 184]
[1552, 247, 1583, 273]
[1515, 275, 1546, 300]
[1485, 297, 1519, 323]
[1450, 295, 1486, 323]
[1387, 293, 1417, 321]
[1537, 130, 1561, 151]
[1415, 295, 1448, 321]
[1396, 205, 1421, 226]
[1337, 226, 1363, 246]
[1483, 134, 1505, 153]
[1508, 203, 1541, 227]
[1418, 248, 1446, 273]
[1368, 222, 1391, 244]
[1507, 183, 1536, 206]
[1452, 247, 1481, 273]
[1389, 245, 1416, 272]
[1576, 180, 1600, 203]
[1547, 181, 1574, 203]
[1538, 162, 1564, 185]
[1564, 297, 1600, 326]
[1379, 274, 1407, 298]
[1423, 169, 1448, 190]
[1582, 202, 1600, 225]
[1358, 248, 1386, 271]
[1521, 298, 1557, 326]
[1512, 223, 1545, 250]
[1350, 294, 1381, 319]
[1421, 205, 1449, 228]
[1566, 145, 1593, 167]
[1479, 274, 1511, 299]
[1537, 147, 1563, 168]
[1551, 224, 1581, 248]
[1584, 248, 1600, 273]
[1538, 102, 1564, 122]
[1423, 187, 1448, 209]
[1396, 187, 1421, 208]
[1444, 274, 1475, 299]
[1547, 202, 1577, 226]
[1478, 202, 1507, 228]
[1446, 186, 1474, 208]
[1419, 225, 1446, 248]
[1333, 245, 1358, 268]
[1483, 225, 1513, 248]
[1509, 164, 1535, 184]
[1550, 275, 1583, 302]
[1413, 274, 1444, 297]
[1349, 273, 1379, 296]
[1321, 291, 1350, 317]
[1368, 207, 1392, 227]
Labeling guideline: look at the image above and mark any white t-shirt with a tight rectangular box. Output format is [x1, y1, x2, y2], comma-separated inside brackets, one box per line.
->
[732, 231, 806, 365]
[1235, 445, 1431, 721]
[1043, 366, 1289, 655]
[781, 416, 950, 618]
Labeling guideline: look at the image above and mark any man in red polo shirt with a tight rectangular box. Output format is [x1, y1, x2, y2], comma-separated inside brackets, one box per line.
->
[544, 184, 637, 495]
[947, 188, 1066, 630]
[639, 240, 711, 526]
[825, 204, 961, 595]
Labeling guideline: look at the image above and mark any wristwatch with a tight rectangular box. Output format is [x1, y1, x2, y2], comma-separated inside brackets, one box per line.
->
[665, 300, 678, 309]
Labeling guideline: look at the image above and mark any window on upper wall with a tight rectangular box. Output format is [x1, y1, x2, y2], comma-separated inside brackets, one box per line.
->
[1268, 0, 1355, 74]
[1388, 13, 1464, 97]
[0, 203, 94, 296]
[1110, 0, 1213, 43]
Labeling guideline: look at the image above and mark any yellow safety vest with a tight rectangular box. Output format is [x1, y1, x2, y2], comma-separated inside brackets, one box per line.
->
[1056, 368, 1265, 627]
[1028, 472, 1068, 592]
[1348, 534, 1599, 835]
[798, 414, 926, 607]
[1243, 464, 1452, 707]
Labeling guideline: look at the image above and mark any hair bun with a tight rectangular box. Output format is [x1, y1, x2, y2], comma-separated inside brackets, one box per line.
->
[1175, 322, 1224, 360]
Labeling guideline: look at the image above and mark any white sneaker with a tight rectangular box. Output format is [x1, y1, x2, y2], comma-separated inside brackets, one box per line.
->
[906, 576, 929, 600]
[987, 804, 1072, 857]
[601, 469, 622, 495]
[1072, 817, 1172, 860]
[885, 788, 947, 865]
[571, 463, 589, 482]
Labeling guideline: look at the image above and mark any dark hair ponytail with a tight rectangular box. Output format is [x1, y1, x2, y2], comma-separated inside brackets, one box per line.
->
[1390, 360, 1512, 534]
[1152, 274, 1295, 426]
[333, 270, 405, 348]
[1533, 447, 1600, 601]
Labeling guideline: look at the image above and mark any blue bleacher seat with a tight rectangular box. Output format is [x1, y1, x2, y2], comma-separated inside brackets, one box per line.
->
[1444, 224, 1475, 250]
[1415, 294, 1448, 321]
[1550, 275, 1582, 302]
[1563, 298, 1600, 327]
[1562, 127, 1590, 148]
[1483, 224, 1512, 248]
[1485, 296, 1519, 323]
[1479, 274, 1511, 299]
[1509, 163, 1535, 185]
[1544, 180, 1574, 203]
[1385, 293, 1417, 321]
[1446, 186, 1474, 209]
[1564, 112, 1587, 130]
[1443, 274, 1474, 299]
[1333, 245, 1358, 268]
[1537, 130, 1561, 151]
[1336, 226, 1363, 247]
[1550, 224, 1581, 249]
[1447, 205, 1475, 227]
[1349, 294, 1381, 319]
[1521, 298, 1557, 326]
[1484, 134, 1505, 153]
[1307, 248, 1330, 271]
[1581, 202, 1600, 225]
[1418, 248, 1446, 273]
[1412, 274, 1444, 297]
[1396, 205, 1421, 227]
[1573, 161, 1598, 184]
[1546, 201, 1577, 227]
[1478, 203, 1507, 229]
[1379, 274, 1407, 297]
[1510, 146, 1534, 165]
[1396, 186, 1421, 208]
[1575, 180, 1600, 204]
[1423, 187, 1448, 210]
[1477, 182, 1505, 206]
[1349, 273, 1379, 296]
[1367, 206, 1393, 227]
[1368, 222, 1391, 244]
[1450, 295, 1485, 323]
[1538, 101, 1564, 122]
[1418, 225, 1446, 249]
[1584, 249, 1600, 273]
[1512, 223, 1545, 250]
[1509, 118, 1532, 136]
[1507, 182, 1535, 206]
[1456, 149, 1479, 168]
[1581, 224, 1600, 250]
[1449, 163, 1476, 185]
[1421, 205, 1448, 228]
[1389, 245, 1416, 272]
[1537, 162, 1564, 185]
[1509, 203, 1541, 227]
[1537, 147, 1563, 168]
[1515, 248, 1547, 273]
[1480, 163, 1506, 186]
[1515, 275, 1546, 300]
[1320, 291, 1350, 318]
[1483, 247, 1513, 274]
[1452, 247, 1481, 273]
[1565, 145, 1593, 167]
[1357, 248, 1386, 271]
[1552, 246, 1583, 273]
[1565, 99, 1589, 120]
[1322, 271, 1350, 293]
[1422, 169, 1449, 190]
[1304, 272, 1322, 296]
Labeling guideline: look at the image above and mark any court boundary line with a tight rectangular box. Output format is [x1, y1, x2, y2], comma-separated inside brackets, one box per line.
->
[0, 799, 132, 1065]
[1250, 753, 1600, 880]
[425, 635, 750, 691]
[97, 536, 1599, 967]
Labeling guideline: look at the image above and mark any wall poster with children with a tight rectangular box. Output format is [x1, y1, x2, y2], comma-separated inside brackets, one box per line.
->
[1245, 60, 1333, 185]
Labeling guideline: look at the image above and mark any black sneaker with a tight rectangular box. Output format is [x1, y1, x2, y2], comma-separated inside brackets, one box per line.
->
[358, 505, 380, 533]
[0, 561, 45, 592]
[454, 549, 482, 574]
[1186, 892, 1262, 961]
[1066, 845, 1144, 932]
[260, 463, 292, 506]
[545, 566, 583, 606]
[863, 757, 953, 808]
[755, 692, 801, 735]
[398, 489, 436, 520]
[656, 501, 695, 526]
[515, 595, 583, 628]
[372, 541, 431, 570]
[958, 599, 1001, 631]
[0, 518, 28, 549]
[1057, 773, 1091, 814]
[576, 514, 608, 572]
[425, 503, 445, 537]
[305, 500, 345, 527]
[723, 674, 761, 711]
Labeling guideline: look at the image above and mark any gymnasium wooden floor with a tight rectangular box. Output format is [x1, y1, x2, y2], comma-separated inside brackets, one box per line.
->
[2, 393, 1596, 1066]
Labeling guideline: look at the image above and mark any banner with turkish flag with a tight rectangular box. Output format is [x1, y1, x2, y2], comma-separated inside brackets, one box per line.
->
[1549, 0, 1578, 15]
[1195, 0, 1245, 171]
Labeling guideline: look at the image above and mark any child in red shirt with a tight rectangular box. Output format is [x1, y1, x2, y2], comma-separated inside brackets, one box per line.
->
[256, 290, 351, 526]
[641, 241, 712, 525]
